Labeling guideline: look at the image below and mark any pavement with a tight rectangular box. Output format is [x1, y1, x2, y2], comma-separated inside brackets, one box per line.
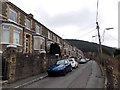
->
[2, 72, 48, 89]
[98, 64, 107, 88]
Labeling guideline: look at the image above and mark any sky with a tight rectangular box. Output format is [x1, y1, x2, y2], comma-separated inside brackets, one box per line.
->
[8, 0, 119, 48]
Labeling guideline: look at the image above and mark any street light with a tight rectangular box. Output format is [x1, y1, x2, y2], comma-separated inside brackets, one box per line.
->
[105, 28, 114, 30]
[94, 26, 114, 66]
[102, 27, 114, 67]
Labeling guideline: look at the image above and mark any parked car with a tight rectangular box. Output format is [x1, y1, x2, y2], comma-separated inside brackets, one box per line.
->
[68, 58, 78, 68]
[79, 58, 87, 64]
[47, 59, 72, 76]
[86, 58, 90, 62]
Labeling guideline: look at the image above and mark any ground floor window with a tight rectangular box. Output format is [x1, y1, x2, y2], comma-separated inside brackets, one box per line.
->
[40, 37, 45, 50]
[34, 36, 40, 50]
[33, 36, 45, 51]
[2, 25, 10, 43]
[13, 27, 20, 45]
[1, 24, 22, 46]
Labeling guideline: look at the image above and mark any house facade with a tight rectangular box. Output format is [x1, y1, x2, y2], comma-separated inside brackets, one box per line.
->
[0, 1, 83, 58]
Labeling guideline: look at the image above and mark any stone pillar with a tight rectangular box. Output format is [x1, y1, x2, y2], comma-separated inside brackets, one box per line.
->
[40, 50, 47, 72]
[6, 45, 17, 83]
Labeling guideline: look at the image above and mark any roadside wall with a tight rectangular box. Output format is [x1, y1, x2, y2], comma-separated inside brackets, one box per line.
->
[2, 47, 57, 83]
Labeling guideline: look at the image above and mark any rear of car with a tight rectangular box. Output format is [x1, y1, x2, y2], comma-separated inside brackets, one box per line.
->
[79, 58, 87, 64]
[69, 58, 78, 68]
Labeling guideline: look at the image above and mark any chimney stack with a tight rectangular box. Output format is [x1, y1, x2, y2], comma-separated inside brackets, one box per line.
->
[29, 13, 33, 18]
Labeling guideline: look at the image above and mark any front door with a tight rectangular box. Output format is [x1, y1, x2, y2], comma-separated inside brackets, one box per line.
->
[25, 34, 30, 53]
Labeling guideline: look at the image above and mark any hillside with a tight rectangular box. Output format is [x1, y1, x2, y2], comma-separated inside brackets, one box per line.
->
[65, 39, 116, 55]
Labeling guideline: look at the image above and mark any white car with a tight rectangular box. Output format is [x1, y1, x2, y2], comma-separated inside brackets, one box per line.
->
[69, 58, 78, 68]
[79, 58, 87, 64]
[86, 58, 90, 62]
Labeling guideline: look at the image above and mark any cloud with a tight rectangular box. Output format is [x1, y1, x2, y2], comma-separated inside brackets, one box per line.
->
[44, 8, 96, 30]
[32, 7, 97, 31]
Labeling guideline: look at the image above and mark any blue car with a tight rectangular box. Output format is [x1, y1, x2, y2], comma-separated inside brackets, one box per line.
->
[47, 59, 72, 76]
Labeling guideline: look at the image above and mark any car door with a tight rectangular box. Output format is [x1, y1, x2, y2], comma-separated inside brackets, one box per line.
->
[64, 60, 69, 72]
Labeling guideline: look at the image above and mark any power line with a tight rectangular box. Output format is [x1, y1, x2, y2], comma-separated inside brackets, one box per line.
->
[77, 28, 96, 39]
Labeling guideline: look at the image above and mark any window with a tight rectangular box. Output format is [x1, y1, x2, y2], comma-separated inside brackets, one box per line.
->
[25, 19, 30, 29]
[35, 24, 42, 35]
[13, 27, 20, 44]
[48, 31, 50, 39]
[9, 8, 17, 22]
[35, 24, 40, 34]
[2, 25, 10, 43]
[40, 37, 45, 49]
[57, 37, 60, 44]
[34, 36, 39, 50]
[34, 36, 45, 50]
[53, 35, 56, 41]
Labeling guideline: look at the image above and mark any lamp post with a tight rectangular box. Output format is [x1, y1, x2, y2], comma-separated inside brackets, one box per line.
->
[103, 27, 114, 67]
[94, 26, 114, 66]
[105, 28, 114, 30]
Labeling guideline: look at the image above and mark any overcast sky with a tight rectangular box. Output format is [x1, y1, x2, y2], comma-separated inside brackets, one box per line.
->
[9, 0, 119, 48]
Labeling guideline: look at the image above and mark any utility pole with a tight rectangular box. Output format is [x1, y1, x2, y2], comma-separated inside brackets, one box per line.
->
[96, 22, 102, 64]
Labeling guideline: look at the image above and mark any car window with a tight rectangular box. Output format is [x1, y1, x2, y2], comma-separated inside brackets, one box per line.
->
[69, 59, 73, 61]
[65, 60, 68, 64]
[56, 60, 65, 65]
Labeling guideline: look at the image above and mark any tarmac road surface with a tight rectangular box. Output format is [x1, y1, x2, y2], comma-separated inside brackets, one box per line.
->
[23, 60, 104, 88]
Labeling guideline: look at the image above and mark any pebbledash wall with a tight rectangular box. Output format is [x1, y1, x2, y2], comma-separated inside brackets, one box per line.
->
[1, 1, 84, 83]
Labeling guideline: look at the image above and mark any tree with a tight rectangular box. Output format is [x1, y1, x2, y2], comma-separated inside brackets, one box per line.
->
[49, 43, 61, 56]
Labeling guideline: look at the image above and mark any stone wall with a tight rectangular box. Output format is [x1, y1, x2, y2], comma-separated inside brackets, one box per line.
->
[2, 47, 57, 83]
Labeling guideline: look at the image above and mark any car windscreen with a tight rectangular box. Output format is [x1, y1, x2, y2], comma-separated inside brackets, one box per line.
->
[56, 60, 65, 65]
[81, 59, 85, 61]
[69, 59, 73, 61]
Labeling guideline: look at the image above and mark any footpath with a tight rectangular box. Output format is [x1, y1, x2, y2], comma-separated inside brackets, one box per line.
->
[1, 73, 48, 89]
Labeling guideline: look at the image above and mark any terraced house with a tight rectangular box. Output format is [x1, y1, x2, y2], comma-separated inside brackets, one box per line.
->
[0, 1, 83, 82]
[0, 1, 83, 57]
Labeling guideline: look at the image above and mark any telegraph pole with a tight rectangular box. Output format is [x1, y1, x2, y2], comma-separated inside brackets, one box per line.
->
[96, 0, 102, 64]
[96, 22, 102, 64]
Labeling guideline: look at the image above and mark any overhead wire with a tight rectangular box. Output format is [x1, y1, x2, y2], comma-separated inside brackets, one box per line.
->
[77, 28, 96, 39]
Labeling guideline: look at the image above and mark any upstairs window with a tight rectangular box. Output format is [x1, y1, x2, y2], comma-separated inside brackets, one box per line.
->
[57, 37, 60, 44]
[25, 19, 30, 29]
[9, 8, 17, 22]
[35, 24, 42, 35]
[48, 31, 50, 39]
[35, 24, 40, 34]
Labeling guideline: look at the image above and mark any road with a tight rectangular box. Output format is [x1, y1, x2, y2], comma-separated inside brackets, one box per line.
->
[23, 60, 104, 88]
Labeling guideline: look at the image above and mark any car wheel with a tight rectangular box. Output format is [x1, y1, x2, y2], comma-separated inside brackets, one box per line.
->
[70, 67, 72, 72]
[77, 65, 78, 68]
[63, 70, 66, 76]
[48, 73, 51, 76]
